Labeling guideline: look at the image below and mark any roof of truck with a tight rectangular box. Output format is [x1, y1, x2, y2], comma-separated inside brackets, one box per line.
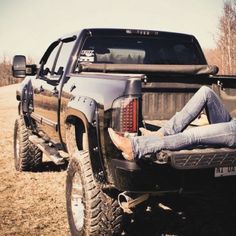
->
[60, 28, 196, 42]
[86, 28, 194, 39]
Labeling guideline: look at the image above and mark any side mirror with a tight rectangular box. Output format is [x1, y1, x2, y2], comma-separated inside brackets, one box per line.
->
[12, 55, 37, 78]
[12, 55, 26, 78]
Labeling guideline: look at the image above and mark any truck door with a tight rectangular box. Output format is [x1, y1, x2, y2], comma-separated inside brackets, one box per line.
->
[32, 37, 76, 143]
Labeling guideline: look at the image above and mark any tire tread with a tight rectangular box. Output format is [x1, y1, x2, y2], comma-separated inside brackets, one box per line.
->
[14, 116, 42, 171]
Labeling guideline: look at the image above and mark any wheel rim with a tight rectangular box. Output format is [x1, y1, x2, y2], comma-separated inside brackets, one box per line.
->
[15, 129, 21, 167]
[71, 172, 84, 231]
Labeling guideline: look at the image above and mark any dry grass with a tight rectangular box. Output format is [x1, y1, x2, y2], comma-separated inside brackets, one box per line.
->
[0, 84, 69, 236]
[1, 84, 236, 236]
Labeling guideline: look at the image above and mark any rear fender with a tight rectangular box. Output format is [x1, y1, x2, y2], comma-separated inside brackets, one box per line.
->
[66, 96, 97, 124]
[65, 97, 107, 184]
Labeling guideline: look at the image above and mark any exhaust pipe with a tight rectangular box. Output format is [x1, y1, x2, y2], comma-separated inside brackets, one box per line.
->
[118, 189, 184, 213]
[118, 192, 149, 214]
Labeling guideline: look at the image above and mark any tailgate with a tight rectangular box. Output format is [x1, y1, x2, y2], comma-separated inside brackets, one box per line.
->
[155, 147, 236, 170]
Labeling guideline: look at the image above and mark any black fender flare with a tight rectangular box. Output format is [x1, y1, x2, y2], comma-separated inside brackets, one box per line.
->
[64, 97, 107, 184]
[17, 79, 34, 128]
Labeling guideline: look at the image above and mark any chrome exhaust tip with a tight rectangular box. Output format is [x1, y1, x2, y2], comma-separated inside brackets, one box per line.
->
[118, 191, 149, 214]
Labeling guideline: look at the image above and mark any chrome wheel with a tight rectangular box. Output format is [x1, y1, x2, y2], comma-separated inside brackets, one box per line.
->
[71, 172, 84, 231]
[14, 121, 22, 170]
[66, 150, 123, 235]
[15, 131, 20, 163]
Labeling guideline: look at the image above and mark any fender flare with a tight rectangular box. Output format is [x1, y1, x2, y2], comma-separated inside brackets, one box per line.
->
[64, 97, 107, 184]
[17, 79, 34, 128]
[66, 96, 97, 125]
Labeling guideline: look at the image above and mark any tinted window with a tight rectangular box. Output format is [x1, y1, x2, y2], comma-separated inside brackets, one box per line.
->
[54, 41, 75, 75]
[40, 37, 76, 77]
[43, 44, 60, 75]
[78, 36, 204, 65]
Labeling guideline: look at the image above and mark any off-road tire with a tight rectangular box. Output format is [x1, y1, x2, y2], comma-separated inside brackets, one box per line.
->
[66, 150, 123, 236]
[13, 116, 42, 171]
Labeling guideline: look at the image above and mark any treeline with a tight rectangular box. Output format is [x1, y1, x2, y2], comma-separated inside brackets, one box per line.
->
[0, 57, 21, 87]
[205, 0, 236, 74]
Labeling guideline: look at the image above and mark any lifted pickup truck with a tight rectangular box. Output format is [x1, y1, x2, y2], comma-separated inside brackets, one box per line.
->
[12, 28, 236, 235]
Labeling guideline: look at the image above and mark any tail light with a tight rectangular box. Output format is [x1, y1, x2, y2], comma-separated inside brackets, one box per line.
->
[112, 96, 139, 135]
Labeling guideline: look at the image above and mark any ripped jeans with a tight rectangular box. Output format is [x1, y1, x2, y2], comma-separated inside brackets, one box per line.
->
[132, 86, 236, 159]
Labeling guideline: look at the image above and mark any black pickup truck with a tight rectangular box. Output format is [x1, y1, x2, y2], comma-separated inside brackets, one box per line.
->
[12, 28, 236, 235]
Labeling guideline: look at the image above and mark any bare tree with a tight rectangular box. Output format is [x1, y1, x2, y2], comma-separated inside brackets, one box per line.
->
[204, 48, 222, 72]
[0, 56, 16, 87]
[216, 1, 236, 74]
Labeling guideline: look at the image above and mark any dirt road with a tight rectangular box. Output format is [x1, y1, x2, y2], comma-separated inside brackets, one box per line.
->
[0, 84, 69, 235]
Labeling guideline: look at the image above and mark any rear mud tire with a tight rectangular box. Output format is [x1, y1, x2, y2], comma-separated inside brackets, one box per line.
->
[66, 150, 123, 236]
[13, 116, 42, 171]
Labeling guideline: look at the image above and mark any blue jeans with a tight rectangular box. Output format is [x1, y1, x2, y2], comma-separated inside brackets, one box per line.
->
[132, 86, 236, 159]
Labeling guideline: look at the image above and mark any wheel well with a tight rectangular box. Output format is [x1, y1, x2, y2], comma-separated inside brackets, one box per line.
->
[65, 116, 88, 154]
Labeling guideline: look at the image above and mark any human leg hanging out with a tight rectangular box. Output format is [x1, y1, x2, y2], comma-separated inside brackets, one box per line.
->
[159, 86, 231, 136]
[108, 86, 236, 160]
[141, 86, 231, 136]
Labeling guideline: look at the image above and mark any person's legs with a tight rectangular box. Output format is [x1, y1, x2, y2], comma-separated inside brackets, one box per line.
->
[108, 86, 233, 160]
[158, 86, 231, 136]
[132, 119, 236, 159]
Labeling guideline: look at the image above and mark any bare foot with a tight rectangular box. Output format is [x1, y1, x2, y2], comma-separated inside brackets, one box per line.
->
[108, 128, 134, 161]
[139, 127, 164, 138]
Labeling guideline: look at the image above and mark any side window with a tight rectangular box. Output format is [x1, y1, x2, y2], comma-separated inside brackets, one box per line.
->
[42, 44, 61, 76]
[40, 37, 76, 78]
[54, 41, 75, 75]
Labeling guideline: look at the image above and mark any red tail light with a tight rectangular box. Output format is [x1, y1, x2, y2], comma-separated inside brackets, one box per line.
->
[112, 96, 139, 134]
[120, 98, 137, 132]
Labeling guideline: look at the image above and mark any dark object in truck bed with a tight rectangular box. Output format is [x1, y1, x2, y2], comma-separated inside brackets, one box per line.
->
[80, 63, 219, 75]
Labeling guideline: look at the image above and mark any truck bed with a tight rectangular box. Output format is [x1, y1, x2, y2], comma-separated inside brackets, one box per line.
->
[141, 80, 236, 171]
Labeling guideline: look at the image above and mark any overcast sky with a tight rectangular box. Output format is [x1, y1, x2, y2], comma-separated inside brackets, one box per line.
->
[0, 0, 223, 62]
